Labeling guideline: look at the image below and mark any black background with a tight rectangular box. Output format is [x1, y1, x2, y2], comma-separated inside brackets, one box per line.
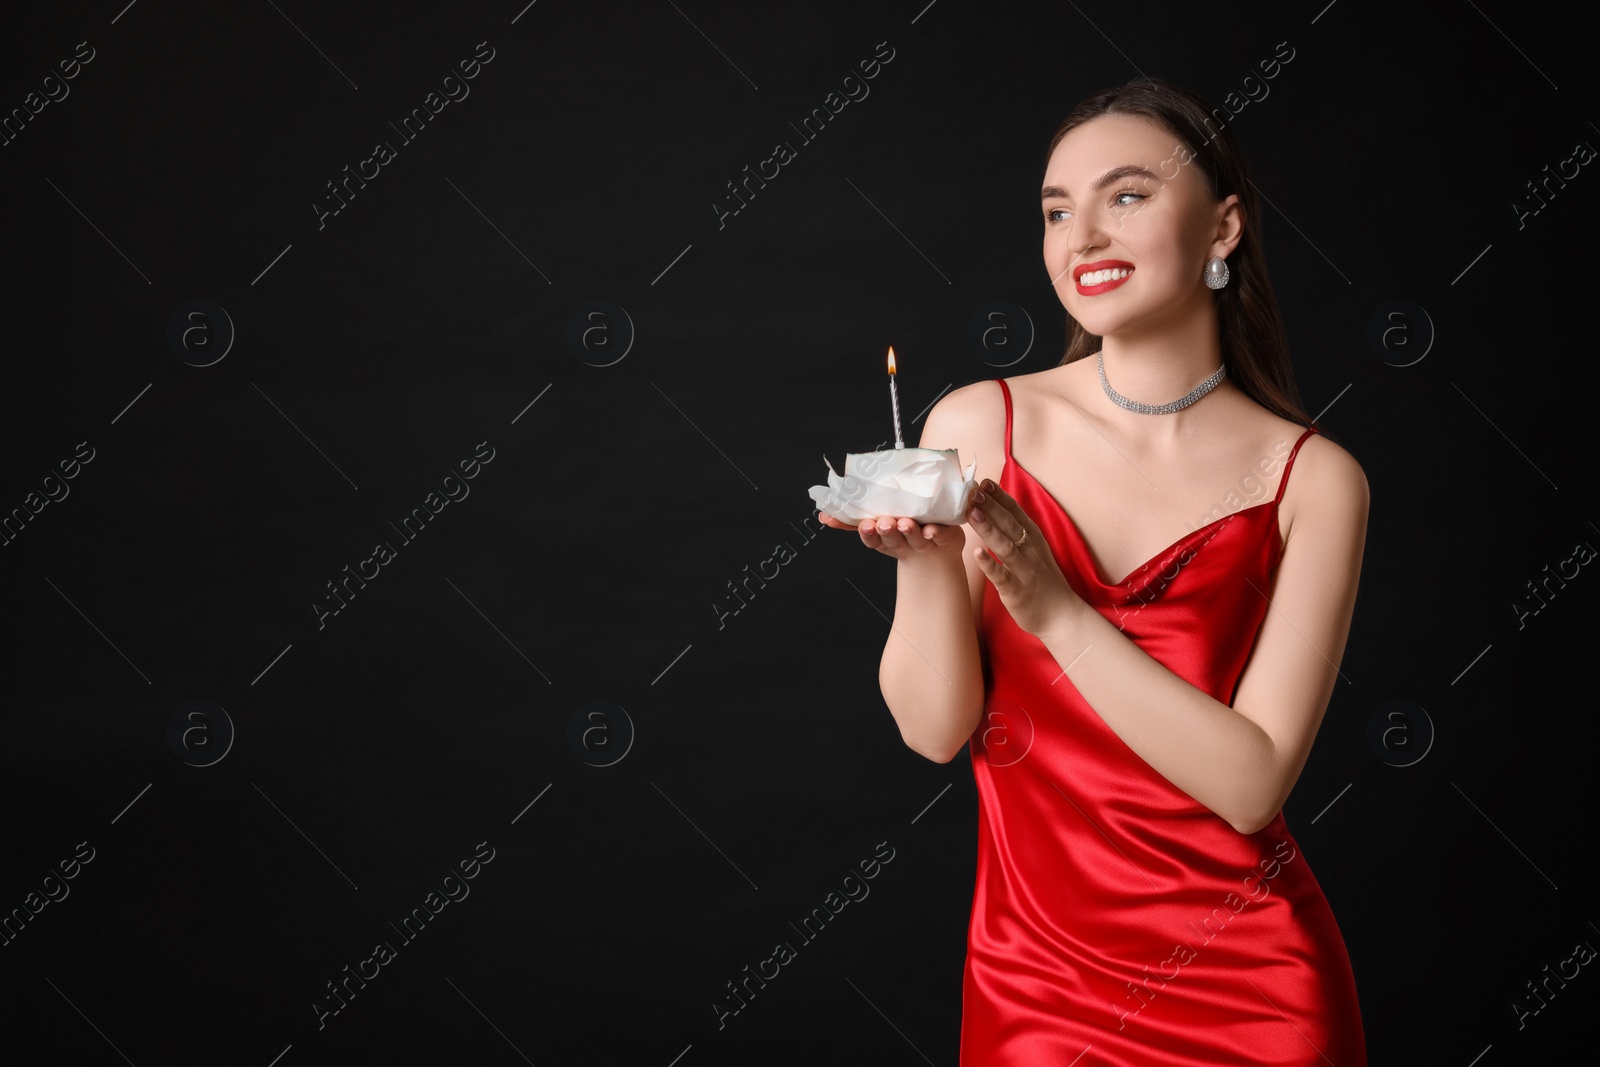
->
[1, 1, 1595, 1063]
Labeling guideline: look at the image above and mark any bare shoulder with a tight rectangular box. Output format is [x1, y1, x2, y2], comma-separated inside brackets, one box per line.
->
[1283, 428, 1370, 542]
[918, 379, 1008, 488]
[923, 377, 1006, 432]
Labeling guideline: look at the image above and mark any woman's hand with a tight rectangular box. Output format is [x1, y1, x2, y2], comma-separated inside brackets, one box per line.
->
[817, 508, 966, 564]
[966, 478, 1083, 637]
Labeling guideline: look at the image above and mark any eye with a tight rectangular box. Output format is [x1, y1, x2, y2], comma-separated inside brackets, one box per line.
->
[1044, 190, 1146, 224]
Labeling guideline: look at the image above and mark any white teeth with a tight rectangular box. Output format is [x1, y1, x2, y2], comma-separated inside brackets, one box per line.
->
[1080, 268, 1132, 285]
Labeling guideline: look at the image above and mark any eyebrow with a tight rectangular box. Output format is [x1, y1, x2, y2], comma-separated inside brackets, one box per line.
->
[1041, 164, 1161, 201]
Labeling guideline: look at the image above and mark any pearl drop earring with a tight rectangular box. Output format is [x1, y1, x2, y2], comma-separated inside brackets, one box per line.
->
[1204, 256, 1229, 290]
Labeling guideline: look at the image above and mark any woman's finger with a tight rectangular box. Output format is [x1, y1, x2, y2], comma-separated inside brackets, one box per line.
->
[967, 503, 1009, 565]
[894, 518, 942, 552]
[846, 514, 964, 557]
[982, 480, 1018, 505]
[970, 486, 1033, 568]
[969, 493, 1018, 553]
[967, 500, 993, 538]
[873, 517, 906, 550]
[973, 540, 1008, 580]
[976, 480, 1022, 527]
[874, 516, 928, 552]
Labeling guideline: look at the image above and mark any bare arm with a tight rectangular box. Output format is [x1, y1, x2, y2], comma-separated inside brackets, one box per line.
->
[874, 386, 996, 762]
[1031, 437, 1369, 832]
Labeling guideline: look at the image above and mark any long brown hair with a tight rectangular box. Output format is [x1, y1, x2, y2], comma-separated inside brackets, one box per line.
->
[1046, 77, 1315, 430]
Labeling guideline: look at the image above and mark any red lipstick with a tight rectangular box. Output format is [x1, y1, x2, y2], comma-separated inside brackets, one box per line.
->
[1072, 259, 1134, 295]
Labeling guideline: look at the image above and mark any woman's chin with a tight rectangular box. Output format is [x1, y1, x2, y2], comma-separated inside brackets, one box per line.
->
[1067, 312, 1124, 336]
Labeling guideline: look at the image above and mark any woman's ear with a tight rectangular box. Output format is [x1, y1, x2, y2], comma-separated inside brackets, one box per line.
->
[1212, 193, 1245, 259]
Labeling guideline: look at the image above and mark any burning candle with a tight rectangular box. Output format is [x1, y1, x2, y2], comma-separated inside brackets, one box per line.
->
[888, 346, 904, 449]
[806, 341, 977, 523]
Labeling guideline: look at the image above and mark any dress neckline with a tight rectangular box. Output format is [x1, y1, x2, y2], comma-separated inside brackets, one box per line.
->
[1003, 454, 1279, 588]
[995, 378, 1317, 589]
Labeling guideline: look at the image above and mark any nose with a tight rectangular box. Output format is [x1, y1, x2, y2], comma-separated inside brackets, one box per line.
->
[1063, 207, 1106, 258]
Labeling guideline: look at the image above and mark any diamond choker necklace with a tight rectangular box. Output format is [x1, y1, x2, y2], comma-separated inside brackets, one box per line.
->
[1097, 351, 1225, 415]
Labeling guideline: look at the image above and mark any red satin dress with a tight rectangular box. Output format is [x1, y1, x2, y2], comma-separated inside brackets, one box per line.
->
[961, 378, 1366, 1065]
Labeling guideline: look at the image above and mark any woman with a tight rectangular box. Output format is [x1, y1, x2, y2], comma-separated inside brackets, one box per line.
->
[820, 78, 1369, 1064]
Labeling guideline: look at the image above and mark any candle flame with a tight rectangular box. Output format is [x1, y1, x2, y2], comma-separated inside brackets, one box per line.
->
[887, 346, 896, 375]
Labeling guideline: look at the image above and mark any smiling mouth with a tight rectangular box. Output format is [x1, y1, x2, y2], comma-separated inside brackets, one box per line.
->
[1075, 267, 1133, 293]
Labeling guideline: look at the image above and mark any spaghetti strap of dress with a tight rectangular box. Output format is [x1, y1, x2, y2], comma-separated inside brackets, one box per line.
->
[997, 378, 1015, 458]
[1273, 424, 1319, 505]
